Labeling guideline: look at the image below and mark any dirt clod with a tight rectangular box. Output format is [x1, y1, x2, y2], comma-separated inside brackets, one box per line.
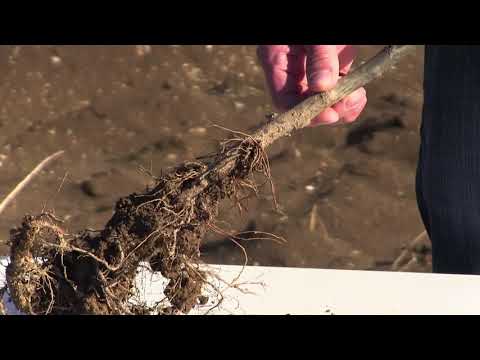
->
[5, 136, 270, 315]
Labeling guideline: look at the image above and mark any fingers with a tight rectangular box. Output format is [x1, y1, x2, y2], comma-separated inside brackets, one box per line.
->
[336, 45, 357, 75]
[332, 87, 367, 123]
[257, 45, 367, 127]
[304, 45, 358, 91]
[310, 87, 367, 127]
[304, 45, 339, 92]
[257, 45, 307, 110]
[310, 108, 339, 126]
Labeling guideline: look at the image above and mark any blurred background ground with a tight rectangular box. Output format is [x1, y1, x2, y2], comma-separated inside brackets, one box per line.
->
[0, 45, 430, 272]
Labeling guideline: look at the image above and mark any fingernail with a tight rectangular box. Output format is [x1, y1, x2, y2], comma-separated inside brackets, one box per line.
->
[311, 70, 332, 88]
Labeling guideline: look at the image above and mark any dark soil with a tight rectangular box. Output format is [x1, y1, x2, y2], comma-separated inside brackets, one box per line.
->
[6, 131, 273, 314]
[0, 45, 429, 279]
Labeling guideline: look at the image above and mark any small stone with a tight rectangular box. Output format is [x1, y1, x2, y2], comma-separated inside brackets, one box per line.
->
[188, 127, 207, 135]
[234, 101, 245, 111]
[350, 250, 362, 257]
[305, 185, 315, 193]
[167, 153, 177, 161]
[50, 55, 62, 65]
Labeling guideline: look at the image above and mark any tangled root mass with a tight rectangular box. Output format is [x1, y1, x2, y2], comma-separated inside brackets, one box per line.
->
[5, 137, 270, 315]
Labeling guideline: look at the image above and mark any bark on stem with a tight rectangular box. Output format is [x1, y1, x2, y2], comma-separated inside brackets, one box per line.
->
[182, 45, 417, 201]
[252, 45, 417, 149]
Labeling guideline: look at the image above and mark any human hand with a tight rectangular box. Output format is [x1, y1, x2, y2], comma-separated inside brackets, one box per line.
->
[257, 45, 367, 126]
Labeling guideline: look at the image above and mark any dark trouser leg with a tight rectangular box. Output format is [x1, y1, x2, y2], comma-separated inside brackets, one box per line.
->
[418, 46, 480, 274]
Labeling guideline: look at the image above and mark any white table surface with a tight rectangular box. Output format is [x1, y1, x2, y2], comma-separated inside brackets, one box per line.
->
[2, 256, 480, 315]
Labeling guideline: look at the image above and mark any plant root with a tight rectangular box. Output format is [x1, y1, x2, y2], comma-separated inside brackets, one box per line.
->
[6, 137, 271, 314]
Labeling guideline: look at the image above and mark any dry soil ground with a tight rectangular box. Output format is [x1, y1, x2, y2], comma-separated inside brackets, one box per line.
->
[0, 45, 428, 272]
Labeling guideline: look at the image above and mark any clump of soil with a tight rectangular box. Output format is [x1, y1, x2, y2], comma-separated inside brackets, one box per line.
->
[5, 136, 269, 315]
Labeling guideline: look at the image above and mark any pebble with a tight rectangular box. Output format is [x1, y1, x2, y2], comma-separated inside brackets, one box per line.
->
[350, 250, 362, 257]
[188, 127, 207, 135]
[50, 55, 62, 65]
[305, 185, 315, 193]
[166, 153, 177, 161]
[234, 101, 245, 111]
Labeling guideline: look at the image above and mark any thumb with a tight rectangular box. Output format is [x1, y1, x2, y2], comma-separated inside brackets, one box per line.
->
[305, 45, 339, 92]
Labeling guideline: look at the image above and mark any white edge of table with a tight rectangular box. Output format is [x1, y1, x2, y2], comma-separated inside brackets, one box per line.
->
[2, 256, 480, 315]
